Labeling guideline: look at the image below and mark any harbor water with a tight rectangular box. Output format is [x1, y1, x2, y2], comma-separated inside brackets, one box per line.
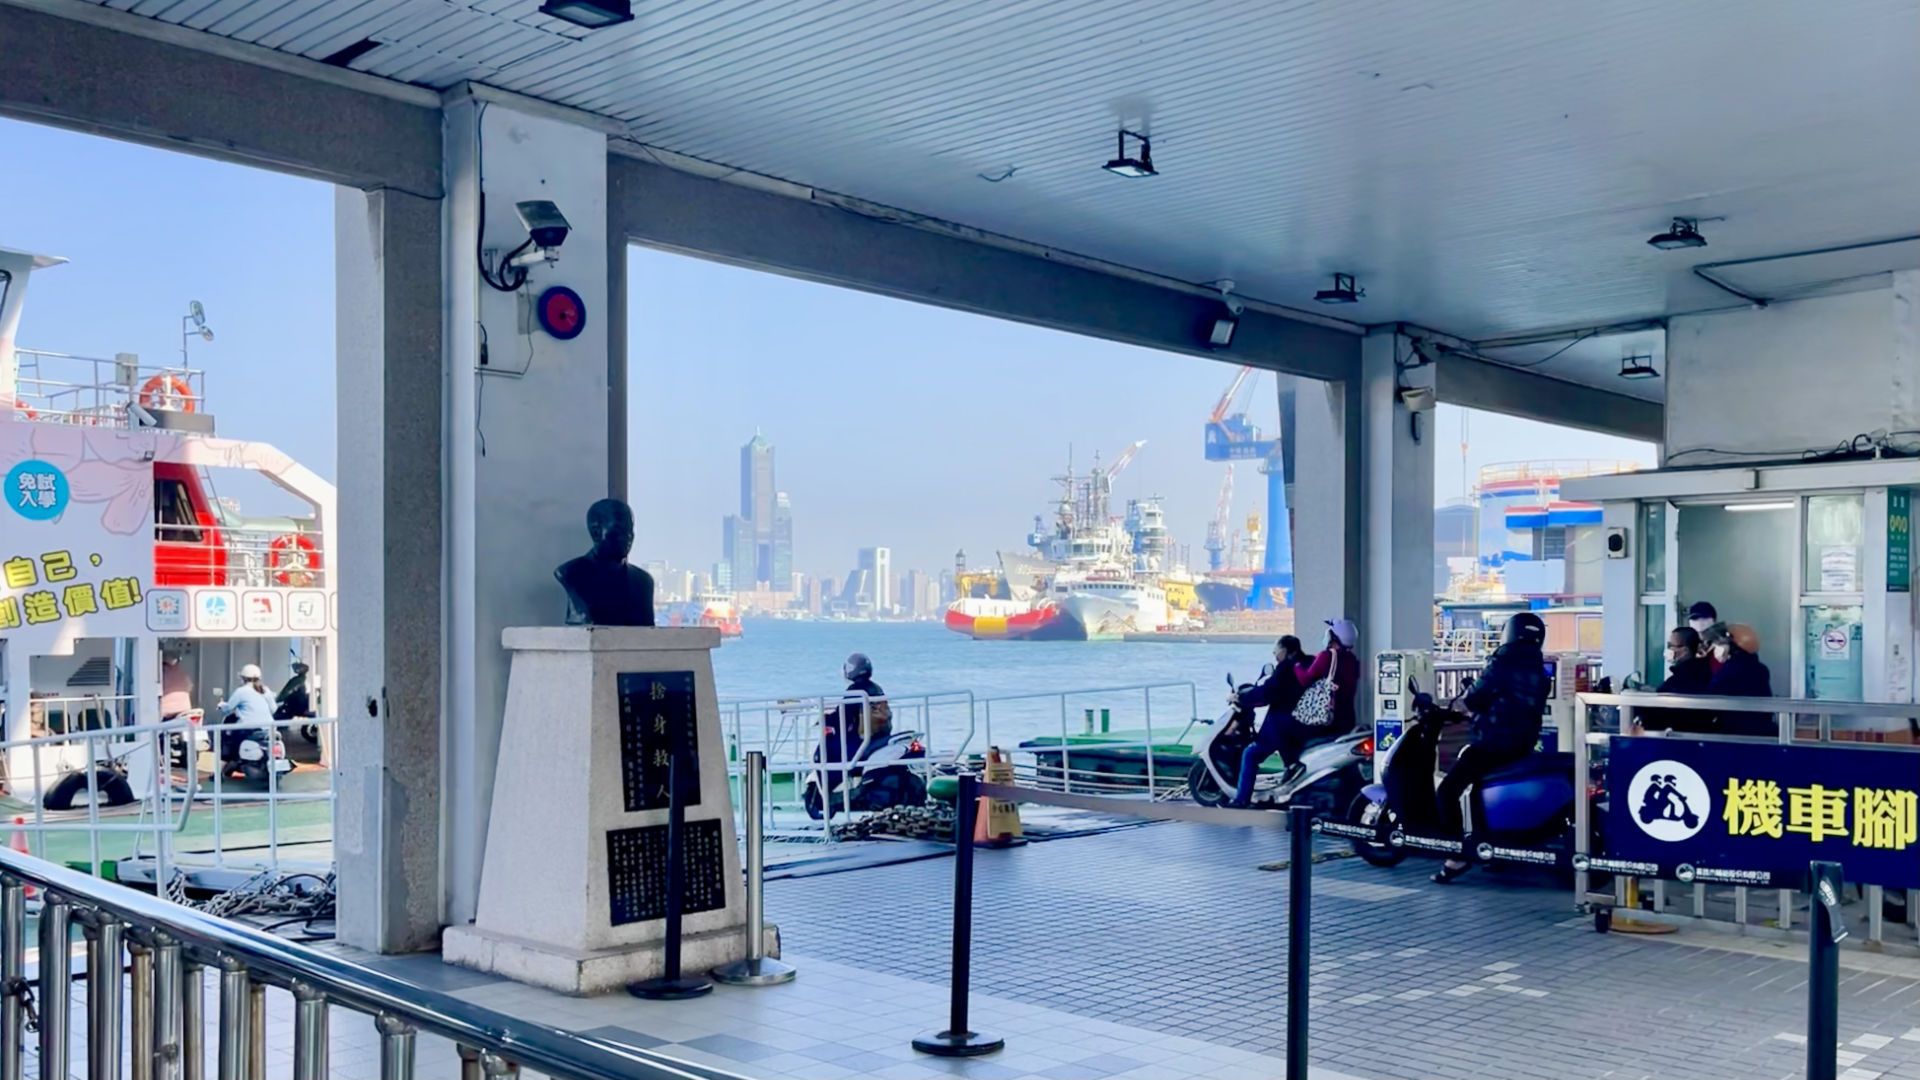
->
[713, 619, 1277, 756]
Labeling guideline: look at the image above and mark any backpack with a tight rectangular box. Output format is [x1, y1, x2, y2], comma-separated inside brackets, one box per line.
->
[1294, 674, 1336, 727]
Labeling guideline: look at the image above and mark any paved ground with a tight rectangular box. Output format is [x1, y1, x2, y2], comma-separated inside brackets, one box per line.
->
[767, 821, 1920, 1080]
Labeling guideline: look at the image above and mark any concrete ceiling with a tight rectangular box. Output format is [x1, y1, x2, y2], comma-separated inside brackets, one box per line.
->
[56, 0, 1920, 402]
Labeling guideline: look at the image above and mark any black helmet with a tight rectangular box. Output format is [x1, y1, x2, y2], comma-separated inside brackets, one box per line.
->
[843, 653, 873, 682]
[1504, 612, 1546, 648]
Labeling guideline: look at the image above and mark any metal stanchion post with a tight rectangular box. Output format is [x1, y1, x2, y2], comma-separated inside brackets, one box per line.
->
[377, 1014, 415, 1080]
[713, 751, 796, 986]
[1287, 812, 1313, 1080]
[153, 938, 184, 1080]
[1807, 861, 1845, 1080]
[292, 984, 328, 1080]
[913, 773, 1003, 1058]
[247, 984, 265, 1080]
[130, 942, 154, 1080]
[630, 746, 713, 1000]
[91, 918, 126, 1080]
[39, 896, 72, 1080]
[216, 960, 249, 1080]
[1, 879, 24, 1080]
[182, 963, 205, 1080]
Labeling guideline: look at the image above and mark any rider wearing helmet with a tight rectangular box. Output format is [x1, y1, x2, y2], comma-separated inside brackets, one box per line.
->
[216, 663, 275, 761]
[835, 653, 889, 750]
[1432, 611, 1552, 883]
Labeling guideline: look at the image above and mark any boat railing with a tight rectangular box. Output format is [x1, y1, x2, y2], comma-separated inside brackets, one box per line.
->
[12, 348, 206, 425]
[972, 681, 1202, 799]
[0, 843, 746, 1080]
[162, 521, 330, 590]
[0, 712, 335, 890]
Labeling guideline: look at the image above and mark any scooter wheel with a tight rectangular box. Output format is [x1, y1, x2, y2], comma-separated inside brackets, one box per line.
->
[1348, 793, 1405, 868]
[1188, 760, 1229, 808]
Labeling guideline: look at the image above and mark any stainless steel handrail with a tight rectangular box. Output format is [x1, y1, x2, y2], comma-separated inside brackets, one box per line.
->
[0, 848, 748, 1080]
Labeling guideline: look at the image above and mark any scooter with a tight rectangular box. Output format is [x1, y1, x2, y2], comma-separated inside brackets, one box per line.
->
[1346, 679, 1577, 869]
[218, 723, 292, 784]
[803, 726, 929, 820]
[1188, 670, 1371, 813]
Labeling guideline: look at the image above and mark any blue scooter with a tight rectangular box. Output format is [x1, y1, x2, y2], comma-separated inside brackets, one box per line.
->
[1346, 680, 1577, 869]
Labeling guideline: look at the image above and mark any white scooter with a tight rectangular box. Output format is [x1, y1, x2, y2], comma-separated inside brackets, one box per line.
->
[1188, 670, 1373, 813]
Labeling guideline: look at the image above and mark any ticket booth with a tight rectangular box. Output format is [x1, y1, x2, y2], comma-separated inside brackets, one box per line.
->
[1566, 461, 1919, 716]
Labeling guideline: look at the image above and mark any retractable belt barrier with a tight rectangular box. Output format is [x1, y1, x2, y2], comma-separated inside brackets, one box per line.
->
[927, 778, 1313, 1080]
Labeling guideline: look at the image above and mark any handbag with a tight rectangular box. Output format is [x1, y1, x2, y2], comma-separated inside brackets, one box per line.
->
[1294, 675, 1336, 727]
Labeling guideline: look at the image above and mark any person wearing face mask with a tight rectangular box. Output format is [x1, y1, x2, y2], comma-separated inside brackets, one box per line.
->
[1226, 635, 1311, 807]
[1640, 627, 1714, 733]
[1703, 622, 1774, 736]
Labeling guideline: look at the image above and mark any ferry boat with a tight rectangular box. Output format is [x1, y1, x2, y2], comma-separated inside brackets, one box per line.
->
[1050, 562, 1172, 640]
[664, 590, 743, 637]
[0, 246, 336, 818]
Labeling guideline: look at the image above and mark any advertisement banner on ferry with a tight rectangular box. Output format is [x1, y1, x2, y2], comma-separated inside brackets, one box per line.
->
[1608, 737, 1920, 890]
[1, 424, 152, 650]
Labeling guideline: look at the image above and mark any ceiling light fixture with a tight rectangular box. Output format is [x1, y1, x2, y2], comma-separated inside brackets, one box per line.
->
[1647, 218, 1708, 251]
[1314, 272, 1364, 304]
[1618, 354, 1660, 380]
[1102, 130, 1156, 178]
[539, 0, 633, 29]
[1724, 501, 1794, 513]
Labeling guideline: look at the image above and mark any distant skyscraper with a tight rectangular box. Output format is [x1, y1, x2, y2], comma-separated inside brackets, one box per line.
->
[772, 491, 793, 586]
[723, 514, 755, 593]
[907, 569, 930, 618]
[857, 547, 893, 613]
[741, 433, 775, 584]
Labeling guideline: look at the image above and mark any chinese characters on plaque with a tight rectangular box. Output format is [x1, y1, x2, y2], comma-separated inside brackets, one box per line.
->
[616, 671, 700, 812]
[605, 819, 727, 926]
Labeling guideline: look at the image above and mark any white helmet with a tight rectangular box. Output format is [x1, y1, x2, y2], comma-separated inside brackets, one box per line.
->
[1325, 618, 1359, 648]
[238, 663, 263, 681]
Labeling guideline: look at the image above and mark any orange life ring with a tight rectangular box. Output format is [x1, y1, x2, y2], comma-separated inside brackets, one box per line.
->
[268, 533, 321, 586]
[9, 399, 35, 420]
[137, 374, 197, 414]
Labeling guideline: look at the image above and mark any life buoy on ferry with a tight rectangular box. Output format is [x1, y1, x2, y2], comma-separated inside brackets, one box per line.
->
[137, 374, 197, 414]
[268, 533, 320, 586]
[9, 399, 35, 420]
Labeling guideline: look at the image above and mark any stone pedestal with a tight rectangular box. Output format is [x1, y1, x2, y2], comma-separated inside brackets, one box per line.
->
[443, 626, 774, 994]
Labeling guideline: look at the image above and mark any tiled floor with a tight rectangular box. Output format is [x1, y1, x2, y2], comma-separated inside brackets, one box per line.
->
[21, 818, 1920, 1080]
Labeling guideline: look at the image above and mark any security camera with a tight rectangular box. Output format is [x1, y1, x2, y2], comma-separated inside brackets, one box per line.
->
[517, 200, 570, 248]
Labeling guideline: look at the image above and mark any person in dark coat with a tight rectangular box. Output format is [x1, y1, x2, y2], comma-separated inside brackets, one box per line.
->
[1432, 611, 1552, 883]
[1226, 636, 1310, 807]
[1703, 622, 1775, 736]
[1639, 627, 1714, 733]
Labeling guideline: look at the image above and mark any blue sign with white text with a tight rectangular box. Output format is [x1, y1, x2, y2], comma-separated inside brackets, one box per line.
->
[5, 459, 69, 521]
[1608, 737, 1920, 889]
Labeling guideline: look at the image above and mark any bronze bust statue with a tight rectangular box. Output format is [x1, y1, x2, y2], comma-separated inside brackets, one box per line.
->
[555, 498, 657, 627]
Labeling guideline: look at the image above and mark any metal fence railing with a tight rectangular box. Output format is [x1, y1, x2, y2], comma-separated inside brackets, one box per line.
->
[0, 846, 749, 1080]
[0, 713, 336, 885]
[719, 681, 1205, 838]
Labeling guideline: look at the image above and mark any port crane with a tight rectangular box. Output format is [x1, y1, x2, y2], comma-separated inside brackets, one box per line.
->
[1203, 366, 1292, 608]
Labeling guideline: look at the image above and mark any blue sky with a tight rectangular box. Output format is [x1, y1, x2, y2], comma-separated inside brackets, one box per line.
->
[3, 116, 1653, 582]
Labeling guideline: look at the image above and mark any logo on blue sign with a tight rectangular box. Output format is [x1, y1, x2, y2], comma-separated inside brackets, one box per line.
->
[5, 459, 69, 521]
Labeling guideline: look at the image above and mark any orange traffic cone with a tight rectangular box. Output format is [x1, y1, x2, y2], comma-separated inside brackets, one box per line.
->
[974, 747, 1025, 849]
[10, 818, 36, 898]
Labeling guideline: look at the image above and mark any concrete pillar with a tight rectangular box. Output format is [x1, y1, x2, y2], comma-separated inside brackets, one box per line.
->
[333, 186, 445, 952]
[1285, 373, 1361, 643]
[443, 96, 613, 925]
[1361, 331, 1435, 652]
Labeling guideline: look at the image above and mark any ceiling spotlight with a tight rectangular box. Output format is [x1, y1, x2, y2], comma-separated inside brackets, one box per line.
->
[539, 0, 633, 29]
[1313, 273, 1364, 304]
[1206, 313, 1238, 349]
[1102, 130, 1156, 178]
[1647, 218, 1707, 251]
[1618, 354, 1660, 380]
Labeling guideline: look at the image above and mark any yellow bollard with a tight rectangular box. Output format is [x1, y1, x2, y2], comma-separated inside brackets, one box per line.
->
[1609, 877, 1677, 935]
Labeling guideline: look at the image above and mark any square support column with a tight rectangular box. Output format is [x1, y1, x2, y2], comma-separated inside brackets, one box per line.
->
[334, 185, 446, 952]
[1285, 373, 1362, 643]
[1362, 331, 1435, 652]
